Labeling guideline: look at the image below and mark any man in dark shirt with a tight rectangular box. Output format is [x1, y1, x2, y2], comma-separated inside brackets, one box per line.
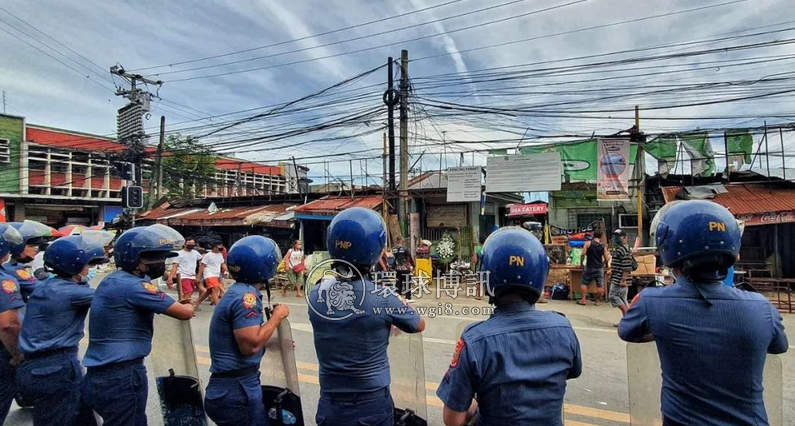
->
[578, 230, 610, 305]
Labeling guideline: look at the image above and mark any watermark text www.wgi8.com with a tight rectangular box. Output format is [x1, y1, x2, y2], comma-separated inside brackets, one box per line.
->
[305, 258, 495, 321]
[373, 303, 494, 318]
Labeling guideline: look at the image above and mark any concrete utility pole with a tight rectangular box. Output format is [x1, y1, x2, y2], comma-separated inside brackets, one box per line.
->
[398, 50, 409, 227]
[635, 105, 644, 245]
[2, 91, 6, 114]
[150, 115, 166, 209]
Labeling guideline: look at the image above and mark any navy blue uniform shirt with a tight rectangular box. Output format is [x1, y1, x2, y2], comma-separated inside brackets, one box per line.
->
[208, 282, 265, 373]
[619, 278, 788, 426]
[4, 262, 37, 301]
[83, 270, 175, 367]
[308, 277, 421, 393]
[19, 276, 93, 355]
[0, 271, 24, 318]
[437, 303, 582, 426]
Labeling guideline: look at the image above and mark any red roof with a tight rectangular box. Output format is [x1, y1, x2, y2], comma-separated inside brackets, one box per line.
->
[26, 126, 280, 176]
[661, 184, 795, 216]
[27, 126, 125, 152]
[294, 195, 383, 216]
[661, 186, 684, 203]
[215, 158, 281, 176]
[712, 184, 795, 215]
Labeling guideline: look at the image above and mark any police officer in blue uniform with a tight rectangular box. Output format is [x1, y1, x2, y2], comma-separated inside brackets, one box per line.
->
[82, 224, 195, 426]
[4, 220, 54, 302]
[0, 223, 24, 423]
[16, 234, 107, 426]
[619, 200, 788, 426]
[437, 227, 582, 426]
[204, 235, 289, 426]
[308, 207, 426, 426]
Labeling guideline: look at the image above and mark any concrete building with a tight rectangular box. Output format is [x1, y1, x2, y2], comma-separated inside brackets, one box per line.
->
[0, 113, 295, 226]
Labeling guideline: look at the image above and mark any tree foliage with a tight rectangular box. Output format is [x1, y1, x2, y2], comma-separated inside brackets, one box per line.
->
[161, 134, 217, 201]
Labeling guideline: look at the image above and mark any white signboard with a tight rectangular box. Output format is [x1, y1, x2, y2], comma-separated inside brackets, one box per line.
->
[447, 166, 482, 202]
[486, 152, 562, 193]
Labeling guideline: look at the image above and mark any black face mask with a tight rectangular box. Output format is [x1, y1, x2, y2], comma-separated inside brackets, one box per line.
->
[186, 245, 195, 250]
[145, 262, 167, 279]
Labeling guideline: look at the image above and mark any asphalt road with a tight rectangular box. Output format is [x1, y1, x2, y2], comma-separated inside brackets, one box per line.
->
[6, 276, 795, 426]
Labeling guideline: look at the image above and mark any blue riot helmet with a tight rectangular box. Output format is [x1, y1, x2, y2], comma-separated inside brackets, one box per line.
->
[480, 227, 549, 302]
[655, 200, 740, 271]
[327, 207, 386, 266]
[9, 220, 55, 258]
[45, 235, 107, 277]
[114, 224, 185, 271]
[227, 235, 281, 284]
[0, 223, 23, 259]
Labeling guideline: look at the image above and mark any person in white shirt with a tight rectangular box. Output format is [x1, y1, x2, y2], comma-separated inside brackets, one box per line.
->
[281, 240, 306, 298]
[194, 241, 227, 307]
[167, 238, 202, 303]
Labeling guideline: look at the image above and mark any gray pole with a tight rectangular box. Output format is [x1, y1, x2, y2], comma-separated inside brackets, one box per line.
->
[398, 50, 409, 226]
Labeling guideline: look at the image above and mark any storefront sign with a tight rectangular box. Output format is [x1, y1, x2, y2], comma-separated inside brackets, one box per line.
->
[597, 138, 630, 201]
[550, 220, 602, 236]
[447, 166, 482, 202]
[486, 152, 562, 193]
[427, 204, 467, 228]
[736, 210, 795, 226]
[507, 203, 547, 217]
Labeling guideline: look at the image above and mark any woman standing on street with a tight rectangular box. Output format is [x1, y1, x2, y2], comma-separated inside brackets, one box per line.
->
[282, 240, 305, 298]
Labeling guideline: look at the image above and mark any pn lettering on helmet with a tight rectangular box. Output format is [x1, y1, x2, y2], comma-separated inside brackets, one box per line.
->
[335, 240, 352, 249]
[708, 221, 726, 232]
[509, 255, 525, 266]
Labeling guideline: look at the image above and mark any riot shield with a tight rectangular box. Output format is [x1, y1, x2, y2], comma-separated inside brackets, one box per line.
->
[260, 316, 305, 426]
[150, 313, 207, 426]
[388, 328, 428, 426]
[627, 343, 783, 426]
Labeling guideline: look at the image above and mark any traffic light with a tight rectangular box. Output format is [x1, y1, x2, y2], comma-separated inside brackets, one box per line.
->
[122, 186, 144, 209]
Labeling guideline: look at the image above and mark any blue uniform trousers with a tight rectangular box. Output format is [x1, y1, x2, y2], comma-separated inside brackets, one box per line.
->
[316, 387, 393, 426]
[204, 372, 267, 426]
[16, 349, 96, 426]
[83, 360, 148, 426]
[0, 350, 17, 424]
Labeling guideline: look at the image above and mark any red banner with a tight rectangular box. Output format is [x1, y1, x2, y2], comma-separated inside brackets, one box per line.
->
[0, 199, 5, 222]
[736, 210, 795, 226]
[507, 203, 547, 217]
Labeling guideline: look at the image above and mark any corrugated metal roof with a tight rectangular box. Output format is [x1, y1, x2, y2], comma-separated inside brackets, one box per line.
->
[713, 184, 795, 215]
[144, 204, 295, 226]
[294, 195, 382, 216]
[662, 184, 795, 215]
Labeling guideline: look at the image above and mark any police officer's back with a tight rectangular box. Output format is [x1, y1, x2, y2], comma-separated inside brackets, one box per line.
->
[619, 201, 788, 426]
[436, 227, 582, 426]
[204, 235, 289, 426]
[82, 224, 195, 426]
[0, 223, 24, 424]
[17, 234, 106, 426]
[308, 207, 426, 426]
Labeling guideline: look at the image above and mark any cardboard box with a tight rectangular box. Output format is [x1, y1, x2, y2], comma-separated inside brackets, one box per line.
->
[632, 254, 656, 275]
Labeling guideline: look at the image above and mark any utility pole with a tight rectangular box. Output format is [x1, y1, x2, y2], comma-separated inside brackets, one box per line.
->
[634, 105, 645, 246]
[398, 50, 409, 228]
[111, 64, 161, 222]
[2, 91, 6, 114]
[147, 116, 166, 209]
[384, 58, 398, 191]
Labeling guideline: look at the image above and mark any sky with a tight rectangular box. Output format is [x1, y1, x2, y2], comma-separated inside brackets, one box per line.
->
[2, 0, 795, 185]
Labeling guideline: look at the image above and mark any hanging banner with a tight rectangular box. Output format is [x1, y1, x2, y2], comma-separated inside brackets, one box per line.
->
[486, 152, 562, 193]
[0, 199, 5, 222]
[521, 140, 638, 182]
[597, 138, 631, 201]
[446, 166, 482, 202]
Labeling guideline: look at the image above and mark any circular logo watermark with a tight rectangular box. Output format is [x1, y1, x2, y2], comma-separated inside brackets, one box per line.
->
[305, 258, 367, 321]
